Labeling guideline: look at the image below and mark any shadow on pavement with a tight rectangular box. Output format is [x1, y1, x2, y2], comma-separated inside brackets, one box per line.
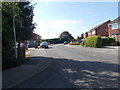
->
[7, 56, 119, 88]
[28, 56, 119, 88]
[54, 58, 120, 88]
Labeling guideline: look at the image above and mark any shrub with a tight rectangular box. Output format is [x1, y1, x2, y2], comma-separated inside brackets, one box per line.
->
[101, 37, 115, 46]
[80, 41, 85, 46]
[85, 36, 102, 48]
[2, 51, 29, 70]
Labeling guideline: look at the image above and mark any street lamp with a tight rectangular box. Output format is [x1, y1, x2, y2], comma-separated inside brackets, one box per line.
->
[12, 2, 18, 58]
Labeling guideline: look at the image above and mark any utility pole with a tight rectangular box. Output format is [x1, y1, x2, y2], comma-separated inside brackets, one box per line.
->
[12, 2, 18, 58]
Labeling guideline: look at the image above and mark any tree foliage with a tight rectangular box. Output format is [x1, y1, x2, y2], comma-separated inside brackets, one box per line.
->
[16, 2, 36, 42]
[2, 2, 21, 51]
[59, 31, 74, 42]
[2, 2, 36, 69]
[2, 2, 35, 51]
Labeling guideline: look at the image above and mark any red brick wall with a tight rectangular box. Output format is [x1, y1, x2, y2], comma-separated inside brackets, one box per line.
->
[118, 35, 120, 42]
[110, 28, 120, 35]
[108, 25, 112, 37]
[108, 26, 120, 42]
[96, 21, 111, 37]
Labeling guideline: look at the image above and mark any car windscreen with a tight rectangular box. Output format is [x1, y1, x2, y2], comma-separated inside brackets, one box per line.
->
[41, 42, 48, 45]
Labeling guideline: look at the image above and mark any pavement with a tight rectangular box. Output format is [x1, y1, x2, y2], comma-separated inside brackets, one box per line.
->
[2, 48, 53, 88]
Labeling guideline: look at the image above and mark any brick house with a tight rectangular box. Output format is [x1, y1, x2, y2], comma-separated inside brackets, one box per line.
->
[108, 17, 120, 42]
[27, 33, 41, 48]
[87, 20, 111, 37]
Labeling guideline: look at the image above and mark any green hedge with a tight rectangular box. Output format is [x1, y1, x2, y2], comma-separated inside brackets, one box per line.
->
[2, 51, 29, 70]
[85, 36, 102, 48]
[101, 37, 115, 46]
[82, 36, 116, 48]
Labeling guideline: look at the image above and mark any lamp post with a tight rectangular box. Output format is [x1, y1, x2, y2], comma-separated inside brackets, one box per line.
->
[12, 2, 18, 58]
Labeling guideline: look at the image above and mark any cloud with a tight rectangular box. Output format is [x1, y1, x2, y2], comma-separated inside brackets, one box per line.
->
[34, 19, 83, 39]
[49, 19, 83, 28]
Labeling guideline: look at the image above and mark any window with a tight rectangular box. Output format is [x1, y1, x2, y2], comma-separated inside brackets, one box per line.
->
[88, 32, 91, 35]
[112, 23, 120, 29]
[92, 30, 95, 34]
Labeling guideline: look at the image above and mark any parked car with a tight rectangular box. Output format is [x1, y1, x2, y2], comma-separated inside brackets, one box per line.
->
[70, 41, 74, 44]
[40, 41, 48, 48]
[64, 41, 68, 45]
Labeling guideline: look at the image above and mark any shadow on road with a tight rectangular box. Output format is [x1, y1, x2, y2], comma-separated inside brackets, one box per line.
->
[27, 56, 119, 88]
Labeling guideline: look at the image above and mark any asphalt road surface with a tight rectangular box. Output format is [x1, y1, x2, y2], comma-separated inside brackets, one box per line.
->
[14, 44, 119, 88]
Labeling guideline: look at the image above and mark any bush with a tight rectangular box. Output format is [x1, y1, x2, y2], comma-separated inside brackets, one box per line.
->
[101, 37, 116, 46]
[2, 51, 29, 70]
[85, 36, 102, 48]
[80, 41, 85, 46]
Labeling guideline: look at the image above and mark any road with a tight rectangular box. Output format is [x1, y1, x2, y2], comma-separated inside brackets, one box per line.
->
[14, 44, 119, 88]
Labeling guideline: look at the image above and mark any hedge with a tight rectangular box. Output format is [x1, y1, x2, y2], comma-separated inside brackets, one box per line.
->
[2, 50, 29, 70]
[85, 36, 102, 48]
[101, 37, 115, 46]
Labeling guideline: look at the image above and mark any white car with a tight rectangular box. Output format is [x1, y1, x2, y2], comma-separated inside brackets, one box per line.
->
[40, 41, 48, 48]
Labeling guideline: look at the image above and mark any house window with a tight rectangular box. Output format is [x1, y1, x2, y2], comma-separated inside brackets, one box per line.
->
[112, 23, 120, 29]
[88, 32, 91, 35]
[92, 30, 95, 34]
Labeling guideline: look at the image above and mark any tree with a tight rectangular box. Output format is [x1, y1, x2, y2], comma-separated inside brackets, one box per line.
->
[59, 31, 74, 42]
[2, 2, 21, 52]
[2, 2, 35, 49]
[16, 2, 36, 48]
[2, 2, 36, 69]
[77, 36, 82, 40]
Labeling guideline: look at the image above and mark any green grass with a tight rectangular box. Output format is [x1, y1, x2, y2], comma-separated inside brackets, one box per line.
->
[69, 43, 81, 45]
[25, 49, 32, 52]
[26, 54, 30, 57]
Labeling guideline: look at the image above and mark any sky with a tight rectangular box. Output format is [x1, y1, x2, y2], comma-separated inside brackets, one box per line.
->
[31, 1, 118, 39]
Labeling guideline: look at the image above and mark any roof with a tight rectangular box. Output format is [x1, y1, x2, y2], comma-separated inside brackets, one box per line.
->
[88, 20, 111, 32]
[109, 16, 120, 24]
[32, 33, 41, 37]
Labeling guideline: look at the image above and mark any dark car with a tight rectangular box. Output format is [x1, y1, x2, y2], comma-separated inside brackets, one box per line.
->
[40, 41, 48, 48]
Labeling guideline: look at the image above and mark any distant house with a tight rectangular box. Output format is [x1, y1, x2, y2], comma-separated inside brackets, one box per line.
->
[87, 20, 111, 37]
[83, 32, 88, 39]
[108, 17, 120, 42]
[27, 33, 41, 48]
